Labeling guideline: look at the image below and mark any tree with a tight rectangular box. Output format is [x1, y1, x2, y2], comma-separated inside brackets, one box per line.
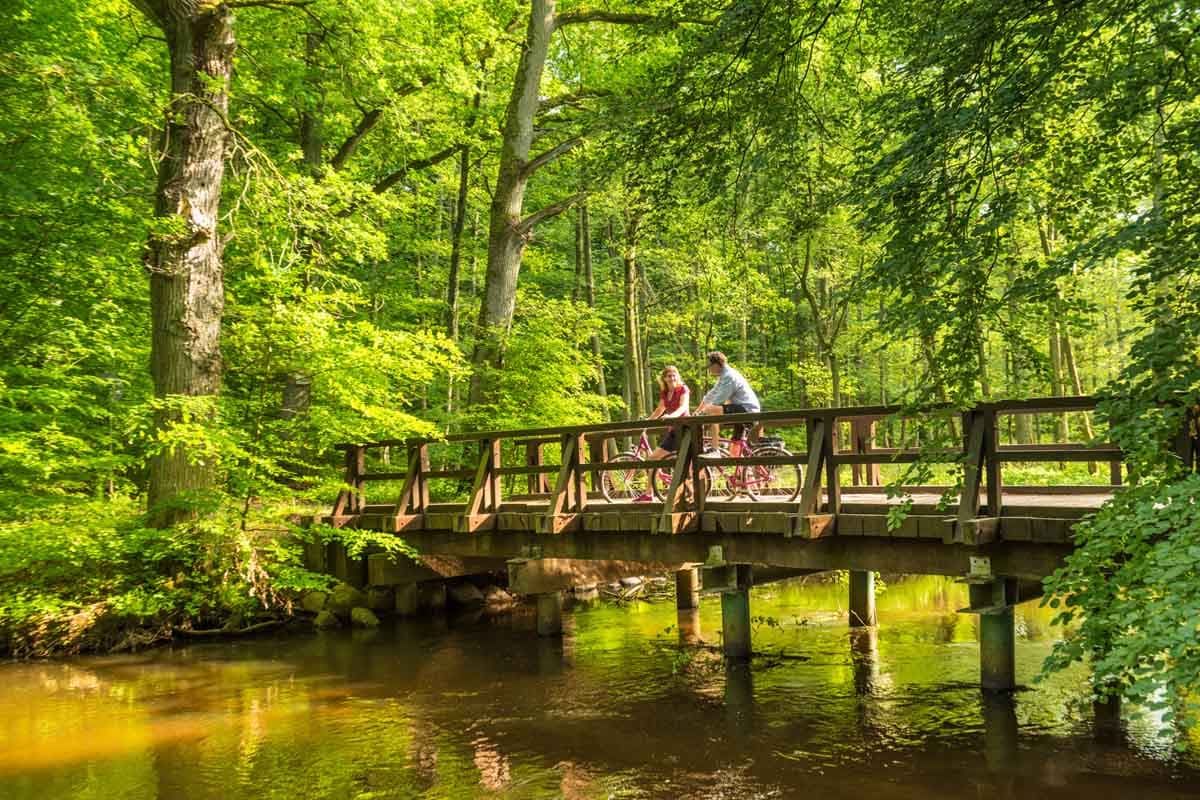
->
[132, 0, 237, 524]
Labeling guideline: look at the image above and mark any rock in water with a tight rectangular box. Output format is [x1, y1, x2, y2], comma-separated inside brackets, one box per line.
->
[367, 587, 394, 612]
[328, 583, 368, 616]
[314, 610, 339, 629]
[300, 591, 328, 614]
[619, 576, 644, 588]
[448, 582, 485, 608]
[350, 607, 381, 628]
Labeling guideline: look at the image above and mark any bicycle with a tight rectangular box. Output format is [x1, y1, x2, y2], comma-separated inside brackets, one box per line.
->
[600, 430, 675, 502]
[697, 433, 802, 501]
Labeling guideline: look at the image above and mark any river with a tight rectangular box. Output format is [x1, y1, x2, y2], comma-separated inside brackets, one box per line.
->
[1, 576, 1198, 798]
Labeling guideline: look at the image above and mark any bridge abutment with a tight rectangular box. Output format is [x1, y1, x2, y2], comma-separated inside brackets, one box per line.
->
[848, 570, 877, 627]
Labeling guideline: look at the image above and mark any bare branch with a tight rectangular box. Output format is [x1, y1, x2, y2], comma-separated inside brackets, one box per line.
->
[518, 191, 588, 233]
[226, 0, 313, 9]
[522, 134, 585, 178]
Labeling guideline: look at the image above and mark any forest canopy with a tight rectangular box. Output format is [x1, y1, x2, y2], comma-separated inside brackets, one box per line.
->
[1, 0, 1199, 723]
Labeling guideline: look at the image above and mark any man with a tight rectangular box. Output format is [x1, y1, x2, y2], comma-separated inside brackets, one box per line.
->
[695, 351, 760, 456]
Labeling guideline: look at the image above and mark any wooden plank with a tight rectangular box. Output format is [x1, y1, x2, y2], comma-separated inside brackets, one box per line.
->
[957, 517, 1001, 546]
[793, 513, 835, 540]
[836, 514, 865, 536]
[537, 513, 579, 534]
[995, 448, 1123, 462]
[454, 513, 497, 533]
[652, 512, 698, 535]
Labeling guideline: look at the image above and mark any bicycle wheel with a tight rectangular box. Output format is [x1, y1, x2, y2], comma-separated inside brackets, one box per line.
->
[744, 445, 802, 502]
[702, 445, 739, 500]
[601, 452, 652, 502]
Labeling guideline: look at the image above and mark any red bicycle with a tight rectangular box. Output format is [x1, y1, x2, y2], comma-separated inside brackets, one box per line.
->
[698, 434, 802, 501]
[600, 430, 802, 503]
[600, 431, 674, 502]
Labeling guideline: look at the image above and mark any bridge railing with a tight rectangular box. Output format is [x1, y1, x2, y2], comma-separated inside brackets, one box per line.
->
[329, 396, 1130, 537]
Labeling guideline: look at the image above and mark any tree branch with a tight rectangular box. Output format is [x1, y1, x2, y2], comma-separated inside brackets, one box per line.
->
[522, 134, 585, 178]
[330, 109, 381, 171]
[330, 78, 433, 171]
[518, 192, 588, 233]
[372, 144, 460, 194]
[538, 88, 612, 114]
[554, 11, 713, 29]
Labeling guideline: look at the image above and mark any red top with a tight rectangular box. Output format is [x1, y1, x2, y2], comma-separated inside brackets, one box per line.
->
[661, 384, 689, 416]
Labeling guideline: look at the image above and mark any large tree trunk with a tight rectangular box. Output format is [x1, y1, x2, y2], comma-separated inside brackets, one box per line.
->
[469, 0, 556, 403]
[622, 211, 646, 419]
[138, 1, 235, 525]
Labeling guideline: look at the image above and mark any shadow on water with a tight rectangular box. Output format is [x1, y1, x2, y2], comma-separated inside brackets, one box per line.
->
[1, 575, 1199, 798]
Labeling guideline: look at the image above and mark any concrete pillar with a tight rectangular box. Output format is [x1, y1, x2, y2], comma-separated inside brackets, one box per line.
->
[536, 591, 563, 637]
[721, 588, 752, 661]
[675, 567, 700, 611]
[677, 608, 702, 646]
[395, 583, 420, 616]
[979, 608, 1016, 691]
[848, 570, 877, 627]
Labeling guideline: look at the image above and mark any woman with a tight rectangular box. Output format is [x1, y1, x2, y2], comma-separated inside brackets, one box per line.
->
[634, 366, 689, 502]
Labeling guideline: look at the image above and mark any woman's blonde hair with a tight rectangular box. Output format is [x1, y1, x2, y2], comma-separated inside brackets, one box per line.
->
[658, 365, 681, 396]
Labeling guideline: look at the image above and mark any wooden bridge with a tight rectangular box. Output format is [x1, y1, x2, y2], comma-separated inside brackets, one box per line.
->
[311, 395, 1137, 691]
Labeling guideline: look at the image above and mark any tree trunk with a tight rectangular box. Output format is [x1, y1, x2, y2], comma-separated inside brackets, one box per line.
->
[447, 143, 470, 342]
[139, 1, 235, 526]
[580, 203, 608, 418]
[622, 211, 646, 419]
[470, 0, 556, 402]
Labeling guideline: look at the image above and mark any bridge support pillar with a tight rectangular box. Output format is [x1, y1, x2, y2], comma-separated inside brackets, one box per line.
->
[675, 567, 700, 611]
[979, 608, 1016, 691]
[721, 589, 752, 661]
[395, 583, 420, 616]
[848, 570, 877, 627]
[536, 591, 563, 637]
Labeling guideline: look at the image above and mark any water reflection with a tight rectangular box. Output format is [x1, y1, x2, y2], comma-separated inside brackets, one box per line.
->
[0, 575, 1197, 799]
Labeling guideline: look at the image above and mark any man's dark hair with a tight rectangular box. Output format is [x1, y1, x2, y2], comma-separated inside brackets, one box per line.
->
[707, 351, 727, 367]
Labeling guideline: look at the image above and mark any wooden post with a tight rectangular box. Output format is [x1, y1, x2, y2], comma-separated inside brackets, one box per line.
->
[542, 433, 583, 532]
[525, 440, 548, 494]
[588, 436, 608, 492]
[980, 608, 1016, 691]
[824, 416, 841, 515]
[353, 445, 366, 511]
[721, 586, 752, 661]
[984, 408, 1002, 517]
[798, 418, 826, 515]
[659, 425, 695, 533]
[958, 411, 986, 523]
[849, 570, 876, 627]
[676, 567, 700, 611]
[396, 442, 429, 514]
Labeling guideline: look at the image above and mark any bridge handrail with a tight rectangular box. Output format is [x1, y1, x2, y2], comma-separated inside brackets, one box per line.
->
[321, 395, 1140, 540]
